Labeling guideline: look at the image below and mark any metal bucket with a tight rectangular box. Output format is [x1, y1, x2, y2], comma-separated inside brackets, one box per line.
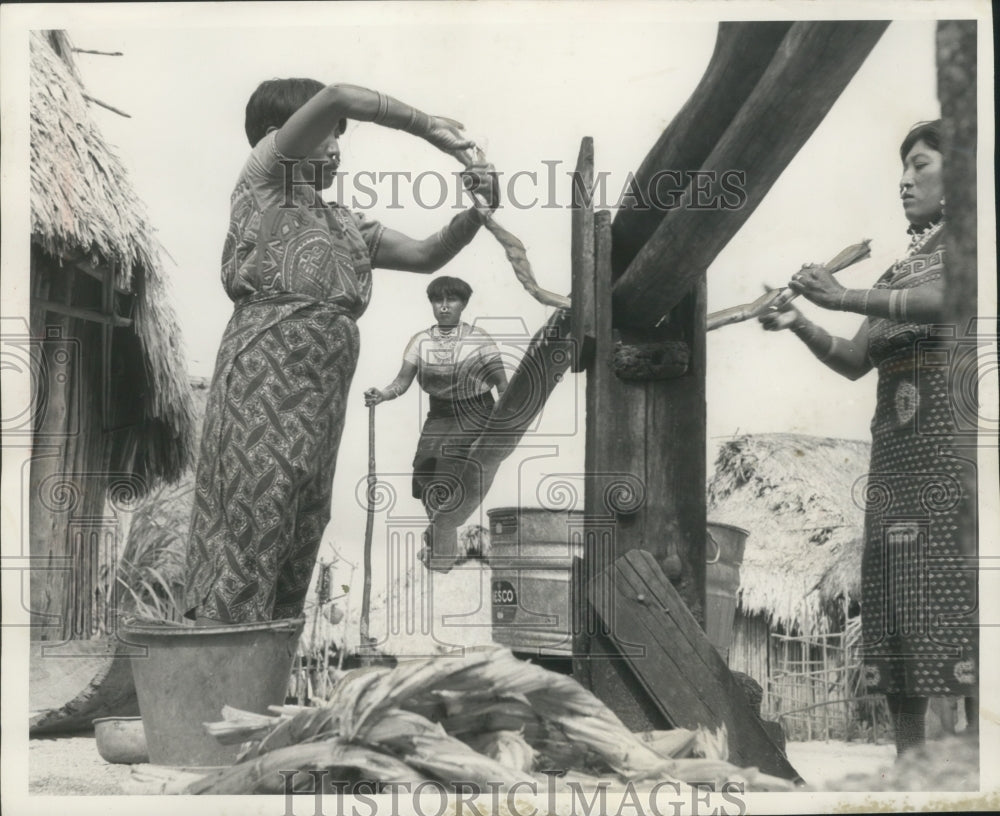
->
[123, 617, 303, 766]
[705, 522, 748, 663]
[489, 507, 583, 656]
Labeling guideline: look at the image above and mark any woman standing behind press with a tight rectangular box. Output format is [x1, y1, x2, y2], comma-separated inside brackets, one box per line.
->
[365, 276, 507, 525]
[760, 120, 978, 755]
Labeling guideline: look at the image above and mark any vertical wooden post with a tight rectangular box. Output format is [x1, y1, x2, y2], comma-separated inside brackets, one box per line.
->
[575, 136, 708, 729]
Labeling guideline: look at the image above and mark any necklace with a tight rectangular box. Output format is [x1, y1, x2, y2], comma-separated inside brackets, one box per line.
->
[432, 324, 462, 361]
[904, 219, 944, 257]
[890, 219, 944, 279]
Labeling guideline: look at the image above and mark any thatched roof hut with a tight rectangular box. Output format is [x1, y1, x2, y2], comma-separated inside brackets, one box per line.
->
[30, 29, 194, 481]
[29, 30, 195, 640]
[707, 433, 869, 634]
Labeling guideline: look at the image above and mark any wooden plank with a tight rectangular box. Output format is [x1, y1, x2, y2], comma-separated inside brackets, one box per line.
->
[35, 300, 133, 327]
[584, 209, 617, 527]
[589, 549, 802, 781]
[589, 556, 721, 726]
[613, 20, 890, 327]
[585, 631, 671, 732]
[570, 137, 595, 371]
[611, 20, 793, 278]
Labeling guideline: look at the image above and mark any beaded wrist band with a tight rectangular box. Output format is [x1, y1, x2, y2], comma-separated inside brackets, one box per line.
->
[437, 209, 485, 255]
[372, 91, 424, 134]
[792, 319, 836, 363]
[373, 91, 390, 124]
[838, 288, 871, 314]
[818, 336, 838, 362]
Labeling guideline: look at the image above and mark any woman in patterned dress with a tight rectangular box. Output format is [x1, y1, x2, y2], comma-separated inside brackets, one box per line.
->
[363, 276, 507, 522]
[759, 120, 978, 755]
[183, 79, 499, 623]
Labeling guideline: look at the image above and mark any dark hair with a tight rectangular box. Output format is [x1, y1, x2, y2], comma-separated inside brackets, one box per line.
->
[427, 276, 473, 305]
[900, 119, 942, 162]
[244, 78, 345, 147]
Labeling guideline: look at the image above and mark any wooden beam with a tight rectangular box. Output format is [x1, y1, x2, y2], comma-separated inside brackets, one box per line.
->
[611, 20, 793, 278]
[35, 300, 133, 328]
[570, 137, 596, 371]
[613, 20, 890, 327]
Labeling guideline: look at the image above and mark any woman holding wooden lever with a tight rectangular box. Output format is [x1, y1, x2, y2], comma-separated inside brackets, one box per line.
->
[759, 120, 978, 756]
[183, 79, 499, 624]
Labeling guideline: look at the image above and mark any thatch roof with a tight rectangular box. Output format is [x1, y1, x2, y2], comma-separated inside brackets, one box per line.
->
[707, 433, 870, 634]
[30, 30, 194, 483]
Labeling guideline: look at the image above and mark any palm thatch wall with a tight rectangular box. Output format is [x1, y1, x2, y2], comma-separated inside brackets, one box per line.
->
[28, 30, 194, 639]
[708, 433, 869, 634]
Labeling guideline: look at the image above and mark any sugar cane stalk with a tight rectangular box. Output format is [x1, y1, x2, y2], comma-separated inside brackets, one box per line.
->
[454, 147, 571, 311]
[707, 239, 871, 331]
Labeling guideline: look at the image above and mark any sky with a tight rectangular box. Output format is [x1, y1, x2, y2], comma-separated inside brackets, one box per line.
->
[4, 4, 964, 573]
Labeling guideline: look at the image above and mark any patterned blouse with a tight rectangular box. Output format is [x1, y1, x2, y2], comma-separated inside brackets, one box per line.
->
[222, 130, 385, 317]
[403, 322, 504, 401]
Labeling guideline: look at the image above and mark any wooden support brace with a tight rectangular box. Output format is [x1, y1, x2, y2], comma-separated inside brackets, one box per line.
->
[589, 549, 802, 782]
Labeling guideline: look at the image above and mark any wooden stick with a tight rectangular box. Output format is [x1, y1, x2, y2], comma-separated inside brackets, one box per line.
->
[72, 48, 124, 56]
[360, 404, 376, 663]
[81, 93, 131, 118]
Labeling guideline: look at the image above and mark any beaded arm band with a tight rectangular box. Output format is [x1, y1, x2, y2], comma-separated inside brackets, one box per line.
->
[838, 286, 912, 322]
[437, 208, 488, 255]
[791, 317, 837, 363]
[837, 288, 871, 315]
[371, 90, 430, 136]
[888, 289, 910, 322]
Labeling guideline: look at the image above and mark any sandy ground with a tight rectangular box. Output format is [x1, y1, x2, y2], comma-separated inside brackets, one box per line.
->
[27, 733, 902, 796]
[29, 734, 134, 795]
[785, 739, 896, 788]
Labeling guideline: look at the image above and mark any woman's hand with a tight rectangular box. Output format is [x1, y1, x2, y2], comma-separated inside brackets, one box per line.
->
[461, 161, 501, 214]
[787, 263, 845, 310]
[423, 116, 475, 153]
[363, 387, 387, 407]
[758, 285, 803, 332]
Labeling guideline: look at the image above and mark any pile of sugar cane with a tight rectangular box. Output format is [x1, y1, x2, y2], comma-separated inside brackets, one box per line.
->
[134, 647, 795, 795]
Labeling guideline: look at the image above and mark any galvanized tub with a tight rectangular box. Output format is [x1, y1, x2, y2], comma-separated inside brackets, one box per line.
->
[123, 617, 303, 766]
[488, 507, 584, 656]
